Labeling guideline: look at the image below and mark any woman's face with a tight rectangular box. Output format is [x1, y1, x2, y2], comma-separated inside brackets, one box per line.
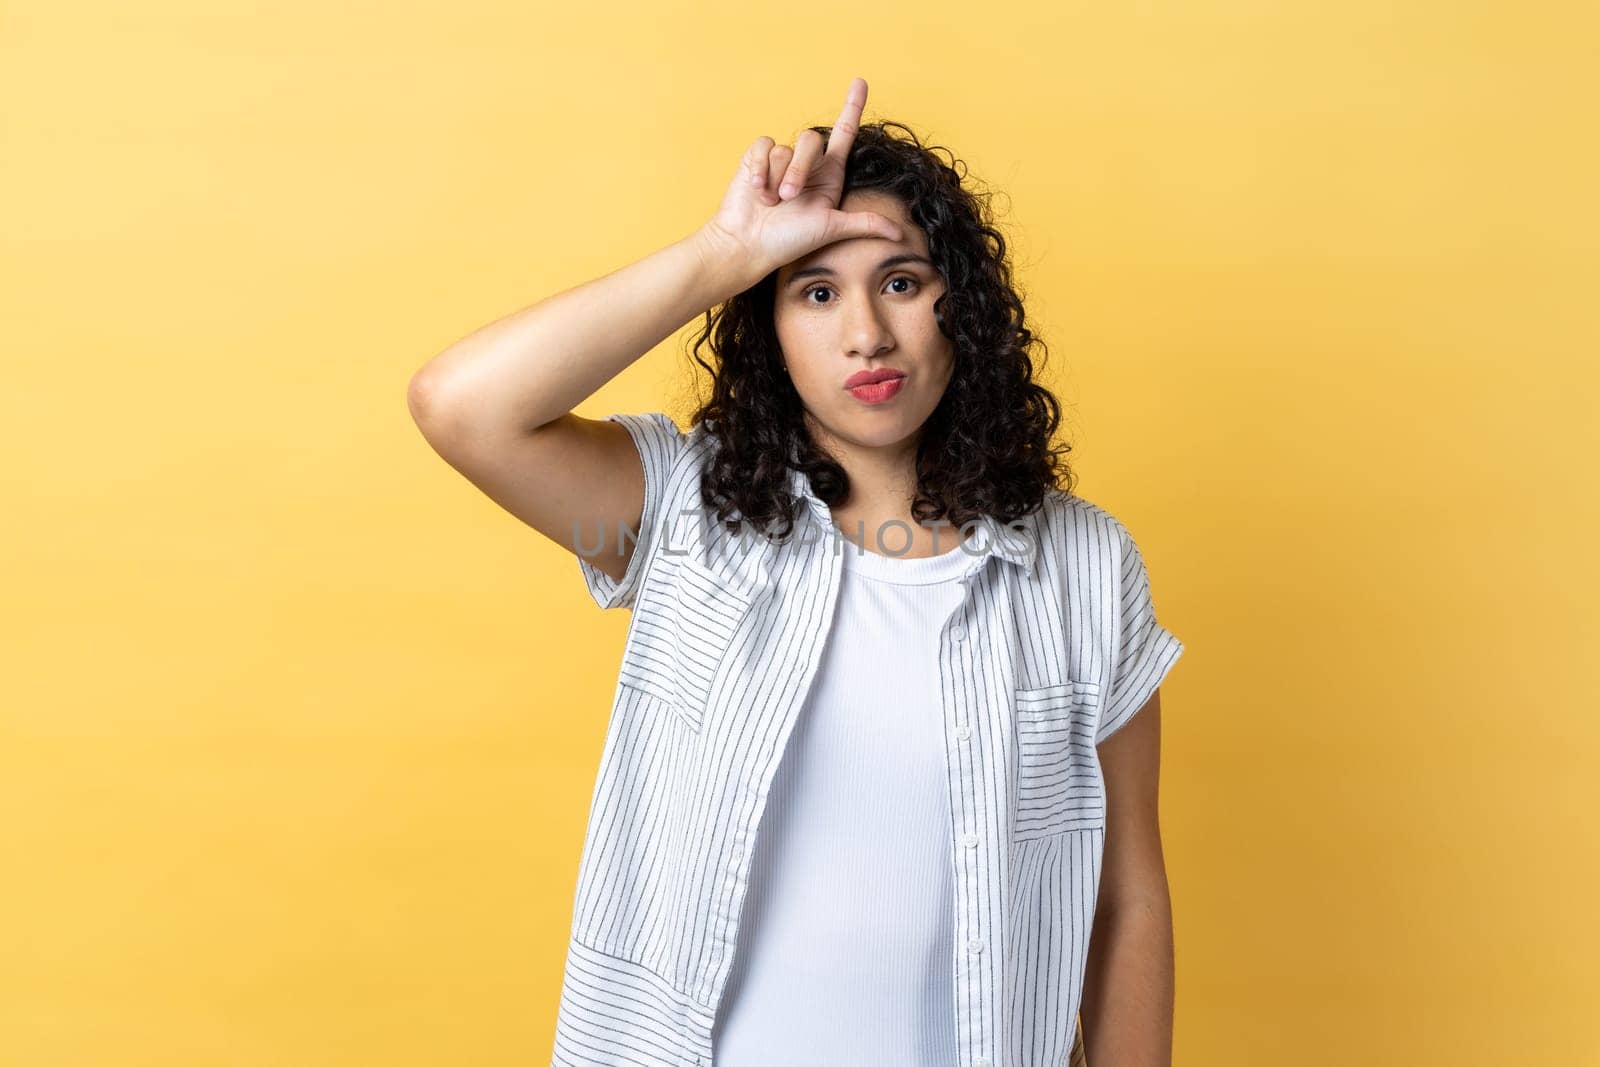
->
[773, 190, 953, 457]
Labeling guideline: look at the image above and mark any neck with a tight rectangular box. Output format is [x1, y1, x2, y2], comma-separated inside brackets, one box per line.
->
[804, 421, 975, 555]
[805, 418, 918, 514]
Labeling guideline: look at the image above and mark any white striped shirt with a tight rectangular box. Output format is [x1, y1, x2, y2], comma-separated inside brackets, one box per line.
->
[712, 532, 974, 1064]
[554, 412, 1185, 1067]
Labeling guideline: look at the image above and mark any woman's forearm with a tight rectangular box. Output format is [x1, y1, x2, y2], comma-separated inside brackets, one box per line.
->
[1079, 892, 1176, 1066]
[409, 224, 762, 438]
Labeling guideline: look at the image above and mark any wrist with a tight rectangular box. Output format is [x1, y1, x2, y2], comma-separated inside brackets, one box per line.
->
[688, 222, 771, 297]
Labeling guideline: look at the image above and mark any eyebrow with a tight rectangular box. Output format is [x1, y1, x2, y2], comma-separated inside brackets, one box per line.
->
[784, 254, 936, 287]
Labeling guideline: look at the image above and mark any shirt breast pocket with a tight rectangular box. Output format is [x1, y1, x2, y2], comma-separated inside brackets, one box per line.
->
[621, 554, 760, 733]
[1011, 680, 1105, 840]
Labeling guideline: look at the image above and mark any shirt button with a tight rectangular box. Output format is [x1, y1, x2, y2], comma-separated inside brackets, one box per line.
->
[951, 624, 966, 641]
[960, 832, 979, 848]
[975, 1058, 989, 1067]
[967, 938, 984, 954]
[954, 725, 972, 741]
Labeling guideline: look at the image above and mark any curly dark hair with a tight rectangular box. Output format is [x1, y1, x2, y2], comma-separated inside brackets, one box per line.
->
[686, 119, 1075, 542]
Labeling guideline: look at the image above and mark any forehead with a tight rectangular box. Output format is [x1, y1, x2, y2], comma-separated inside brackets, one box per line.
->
[778, 191, 928, 276]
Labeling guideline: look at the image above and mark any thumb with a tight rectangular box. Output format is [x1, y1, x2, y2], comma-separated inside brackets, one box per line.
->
[825, 209, 905, 245]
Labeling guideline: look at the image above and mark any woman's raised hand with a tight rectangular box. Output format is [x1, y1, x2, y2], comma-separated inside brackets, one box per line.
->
[698, 77, 905, 279]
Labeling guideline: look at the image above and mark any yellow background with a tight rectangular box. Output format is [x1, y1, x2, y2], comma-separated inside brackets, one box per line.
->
[4, 2, 1596, 1064]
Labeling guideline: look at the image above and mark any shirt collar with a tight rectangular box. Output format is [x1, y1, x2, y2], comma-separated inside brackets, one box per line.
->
[786, 466, 1040, 578]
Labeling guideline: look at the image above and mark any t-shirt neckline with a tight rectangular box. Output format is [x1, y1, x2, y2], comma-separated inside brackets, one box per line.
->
[836, 532, 987, 586]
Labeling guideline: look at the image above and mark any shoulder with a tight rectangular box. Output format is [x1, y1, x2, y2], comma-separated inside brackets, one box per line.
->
[615, 411, 714, 494]
[1036, 489, 1138, 562]
[684, 418, 717, 461]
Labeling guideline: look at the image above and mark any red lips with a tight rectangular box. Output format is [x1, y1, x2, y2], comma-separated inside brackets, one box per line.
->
[843, 368, 906, 389]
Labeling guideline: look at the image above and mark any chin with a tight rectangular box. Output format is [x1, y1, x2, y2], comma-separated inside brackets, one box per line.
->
[849, 412, 930, 445]
[807, 398, 930, 444]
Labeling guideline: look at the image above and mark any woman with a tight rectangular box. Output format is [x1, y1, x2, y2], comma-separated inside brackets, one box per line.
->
[409, 77, 1183, 1067]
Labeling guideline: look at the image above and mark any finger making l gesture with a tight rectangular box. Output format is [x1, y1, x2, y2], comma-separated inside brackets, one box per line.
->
[703, 77, 906, 278]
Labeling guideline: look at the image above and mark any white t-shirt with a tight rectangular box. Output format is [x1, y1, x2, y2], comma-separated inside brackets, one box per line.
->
[712, 532, 983, 1065]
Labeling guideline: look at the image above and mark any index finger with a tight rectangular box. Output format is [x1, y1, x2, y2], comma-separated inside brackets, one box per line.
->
[824, 76, 868, 161]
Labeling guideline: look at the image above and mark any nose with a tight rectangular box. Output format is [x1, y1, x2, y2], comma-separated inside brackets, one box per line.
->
[842, 294, 894, 360]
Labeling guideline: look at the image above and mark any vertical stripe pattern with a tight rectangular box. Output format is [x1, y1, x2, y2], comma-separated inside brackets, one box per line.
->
[559, 412, 1186, 1066]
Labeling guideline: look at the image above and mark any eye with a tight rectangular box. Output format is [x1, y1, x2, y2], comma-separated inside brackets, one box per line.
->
[802, 275, 921, 305]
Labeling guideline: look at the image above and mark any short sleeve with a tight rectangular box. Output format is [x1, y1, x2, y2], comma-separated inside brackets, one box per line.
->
[1095, 524, 1186, 745]
[576, 412, 691, 611]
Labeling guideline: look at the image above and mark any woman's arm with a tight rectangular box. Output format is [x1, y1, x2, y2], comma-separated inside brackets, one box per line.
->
[408, 226, 757, 440]
[405, 79, 899, 587]
[405, 225, 761, 585]
[1080, 688, 1176, 1066]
